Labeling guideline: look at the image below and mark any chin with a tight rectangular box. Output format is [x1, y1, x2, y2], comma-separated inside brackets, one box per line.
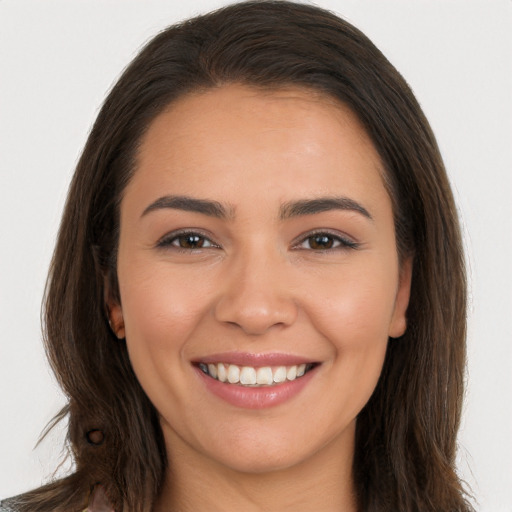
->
[198, 423, 348, 476]
[214, 447, 309, 475]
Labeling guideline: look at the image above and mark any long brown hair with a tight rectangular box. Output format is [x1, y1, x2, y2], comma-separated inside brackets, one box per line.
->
[11, 1, 472, 510]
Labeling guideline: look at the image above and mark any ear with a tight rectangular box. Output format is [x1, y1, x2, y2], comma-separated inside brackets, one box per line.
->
[388, 257, 413, 339]
[107, 301, 125, 339]
[104, 275, 125, 339]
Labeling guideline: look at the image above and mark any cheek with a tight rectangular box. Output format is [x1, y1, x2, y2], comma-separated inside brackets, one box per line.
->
[304, 258, 398, 399]
[117, 264, 217, 414]
[117, 263, 213, 363]
[308, 282, 393, 424]
[311, 263, 398, 344]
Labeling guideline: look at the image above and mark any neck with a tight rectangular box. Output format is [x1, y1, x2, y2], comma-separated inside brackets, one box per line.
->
[154, 422, 358, 512]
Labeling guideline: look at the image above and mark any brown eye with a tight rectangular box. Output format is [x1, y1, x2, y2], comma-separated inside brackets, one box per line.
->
[177, 234, 207, 249]
[295, 231, 359, 251]
[157, 231, 217, 250]
[308, 234, 334, 250]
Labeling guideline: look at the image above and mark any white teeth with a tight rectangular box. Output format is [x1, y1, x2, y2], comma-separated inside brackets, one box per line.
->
[208, 364, 217, 379]
[240, 366, 257, 385]
[287, 366, 297, 381]
[217, 363, 227, 382]
[256, 367, 273, 385]
[202, 362, 313, 386]
[227, 364, 240, 384]
[273, 366, 287, 383]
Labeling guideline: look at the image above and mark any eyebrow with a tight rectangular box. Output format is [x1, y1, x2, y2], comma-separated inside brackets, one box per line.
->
[141, 194, 372, 221]
[279, 197, 373, 221]
[141, 195, 233, 219]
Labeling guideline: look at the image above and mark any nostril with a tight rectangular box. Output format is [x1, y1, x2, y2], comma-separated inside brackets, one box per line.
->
[214, 297, 298, 335]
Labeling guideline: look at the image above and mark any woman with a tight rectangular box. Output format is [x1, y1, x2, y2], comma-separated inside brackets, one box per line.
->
[1, 1, 473, 511]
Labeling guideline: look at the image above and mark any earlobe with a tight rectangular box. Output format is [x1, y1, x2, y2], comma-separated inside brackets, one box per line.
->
[104, 274, 125, 339]
[388, 257, 413, 339]
[108, 303, 125, 339]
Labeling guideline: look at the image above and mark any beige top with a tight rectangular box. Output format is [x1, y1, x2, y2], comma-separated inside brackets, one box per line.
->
[0, 503, 17, 512]
[1, 486, 115, 512]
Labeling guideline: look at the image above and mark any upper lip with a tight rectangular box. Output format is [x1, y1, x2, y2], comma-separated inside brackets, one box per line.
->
[193, 352, 317, 367]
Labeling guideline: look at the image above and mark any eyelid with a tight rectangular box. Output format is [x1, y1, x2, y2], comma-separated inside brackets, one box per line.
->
[292, 229, 360, 250]
[155, 228, 359, 251]
[156, 228, 220, 249]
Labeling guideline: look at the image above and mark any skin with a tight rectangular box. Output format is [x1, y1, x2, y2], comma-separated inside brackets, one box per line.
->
[109, 84, 412, 511]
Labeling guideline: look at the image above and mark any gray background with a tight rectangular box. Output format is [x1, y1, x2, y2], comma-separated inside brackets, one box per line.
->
[1, 1, 511, 510]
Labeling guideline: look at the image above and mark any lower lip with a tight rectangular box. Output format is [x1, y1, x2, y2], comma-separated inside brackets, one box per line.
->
[194, 366, 317, 409]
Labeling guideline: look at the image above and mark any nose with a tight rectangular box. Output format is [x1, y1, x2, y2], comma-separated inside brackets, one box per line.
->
[214, 247, 298, 336]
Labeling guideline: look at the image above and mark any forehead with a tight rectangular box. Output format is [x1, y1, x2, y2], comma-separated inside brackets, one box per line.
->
[126, 84, 388, 215]
[138, 84, 376, 160]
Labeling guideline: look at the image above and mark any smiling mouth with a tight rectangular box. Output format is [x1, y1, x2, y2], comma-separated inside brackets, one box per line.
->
[196, 362, 318, 387]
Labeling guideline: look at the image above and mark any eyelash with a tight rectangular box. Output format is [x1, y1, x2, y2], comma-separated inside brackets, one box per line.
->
[156, 230, 219, 252]
[156, 229, 359, 252]
[293, 230, 360, 251]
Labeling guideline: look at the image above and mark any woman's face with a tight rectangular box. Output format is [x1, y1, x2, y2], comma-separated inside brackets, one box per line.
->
[111, 84, 411, 474]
